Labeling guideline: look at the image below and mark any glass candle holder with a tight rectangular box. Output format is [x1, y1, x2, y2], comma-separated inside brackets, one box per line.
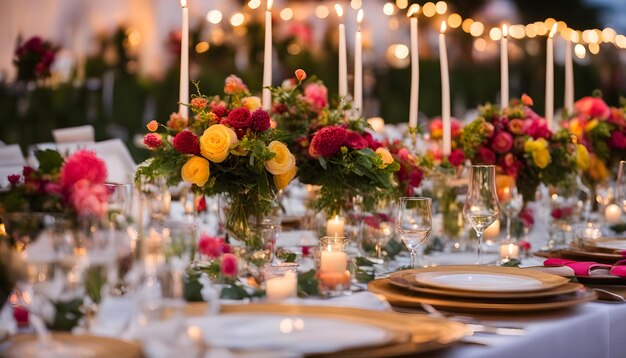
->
[317, 236, 350, 296]
[264, 264, 298, 302]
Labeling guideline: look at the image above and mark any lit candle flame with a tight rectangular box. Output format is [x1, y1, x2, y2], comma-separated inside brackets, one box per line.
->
[440, 21, 447, 33]
[334, 4, 343, 18]
[357, 9, 363, 24]
[334, 215, 340, 223]
[549, 23, 558, 38]
[502, 24, 508, 37]
[180, 0, 187, 8]
[407, 4, 420, 17]
[267, 0, 273, 11]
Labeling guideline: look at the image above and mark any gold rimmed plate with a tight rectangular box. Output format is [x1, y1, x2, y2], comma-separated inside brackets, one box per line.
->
[369, 278, 597, 313]
[390, 266, 569, 294]
[2, 333, 142, 358]
[536, 247, 624, 264]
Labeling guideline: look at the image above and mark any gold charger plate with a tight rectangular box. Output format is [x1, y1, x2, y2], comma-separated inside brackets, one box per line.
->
[2, 333, 142, 358]
[369, 278, 597, 313]
[535, 247, 623, 264]
[581, 239, 626, 255]
[391, 271, 584, 300]
[181, 303, 470, 357]
[390, 265, 569, 294]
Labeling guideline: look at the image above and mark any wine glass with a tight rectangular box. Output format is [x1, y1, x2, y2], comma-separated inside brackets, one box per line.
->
[616, 161, 626, 213]
[396, 197, 432, 268]
[463, 165, 500, 265]
[500, 185, 523, 242]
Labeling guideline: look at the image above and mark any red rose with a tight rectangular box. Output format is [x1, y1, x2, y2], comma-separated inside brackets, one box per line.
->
[309, 126, 347, 158]
[409, 168, 424, 192]
[609, 131, 626, 150]
[226, 107, 252, 130]
[492, 131, 514, 154]
[196, 196, 207, 212]
[344, 130, 367, 150]
[173, 130, 200, 155]
[448, 149, 466, 166]
[477, 146, 496, 164]
[198, 235, 229, 258]
[362, 132, 382, 150]
[211, 103, 229, 119]
[250, 109, 271, 132]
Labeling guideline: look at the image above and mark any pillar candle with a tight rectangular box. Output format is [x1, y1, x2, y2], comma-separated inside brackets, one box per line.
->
[353, 9, 363, 115]
[262, 0, 273, 110]
[335, 4, 347, 98]
[266, 270, 298, 301]
[545, 24, 558, 130]
[439, 21, 451, 155]
[179, 0, 189, 119]
[605, 204, 622, 225]
[326, 215, 345, 237]
[499, 243, 519, 260]
[320, 251, 347, 272]
[500, 24, 509, 108]
[408, 5, 420, 129]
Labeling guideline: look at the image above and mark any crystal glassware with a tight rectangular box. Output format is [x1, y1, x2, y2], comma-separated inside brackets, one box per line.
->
[499, 185, 523, 242]
[317, 236, 350, 296]
[616, 161, 626, 213]
[463, 165, 500, 265]
[396, 197, 432, 268]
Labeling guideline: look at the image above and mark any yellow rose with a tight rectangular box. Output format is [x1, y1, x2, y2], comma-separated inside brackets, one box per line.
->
[375, 148, 394, 168]
[531, 147, 551, 169]
[587, 154, 609, 182]
[265, 141, 295, 175]
[242, 96, 261, 110]
[576, 144, 590, 171]
[199, 124, 238, 163]
[569, 119, 583, 138]
[584, 119, 599, 133]
[274, 166, 298, 190]
[181, 156, 210, 187]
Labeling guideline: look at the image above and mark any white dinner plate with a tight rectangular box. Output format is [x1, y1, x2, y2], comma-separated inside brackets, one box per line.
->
[186, 313, 394, 354]
[414, 272, 544, 292]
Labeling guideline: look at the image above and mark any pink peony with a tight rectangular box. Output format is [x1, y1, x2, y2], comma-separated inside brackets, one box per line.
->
[60, 150, 107, 189]
[575, 96, 610, 120]
[198, 235, 229, 258]
[448, 149, 466, 166]
[250, 109, 271, 132]
[492, 131, 514, 154]
[344, 130, 367, 150]
[68, 179, 109, 218]
[309, 126, 347, 158]
[220, 253, 238, 277]
[173, 130, 200, 155]
[476, 146, 496, 165]
[524, 119, 552, 139]
[303, 83, 328, 110]
[609, 131, 626, 150]
[143, 133, 163, 149]
[224, 75, 248, 95]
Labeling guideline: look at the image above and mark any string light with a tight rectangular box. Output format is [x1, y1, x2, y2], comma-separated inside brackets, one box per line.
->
[435, 1, 447, 15]
[383, 2, 395, 16]
[230, 12, 245, 27]
[575, 43, 586, 58]
[396, 0, 408, 10]
[469, 21, 484, 37]
[247, 0, 261, 9]
[195, 42, 209, 54]
[206, 10, 222, 24]
[461, 18, 474, 33]
[280, 8, 293, 21]
[448, 13, 462, 28]
[315, 5, 329, 19]
[489, 27, 502, 41]
[422, 2, 436, 17]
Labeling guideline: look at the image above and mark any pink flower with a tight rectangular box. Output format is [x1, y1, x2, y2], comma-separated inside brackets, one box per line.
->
[303, 83, 328, 110]
[173, 130, 200, 155]
[508, 119, 525, 135]
[575, 96, 610, 120]
[309, 126, 347, 158]
[609, 131, 626, 150]
[60, 150, 107, 189]
[143, 133, 164, 149]
[492, 131, 514, 154]
[481, 122, 495, 138]
[524, 119, 552, 139]
[519, 208, 534, 228]
[167, 112, 188, 131]
[198, 235, 229, 258]
[224, 75, 248, 95]
[499, 153, 522, 178]
[7, 174, 20, 185]
[448, 149, 465, 166]
[477, 147, 496, 165]
[22, 166, 34, 178]
[344, 130, 367, 150]
[220, 253, 238, 277]
[295, 69, 307, 82]
[362, 132, 382, 150]
[68, 179, 109, 218]
[250, 109, 271, 132]
[521, 94, 534, 106]
[451, 119, 463, 138]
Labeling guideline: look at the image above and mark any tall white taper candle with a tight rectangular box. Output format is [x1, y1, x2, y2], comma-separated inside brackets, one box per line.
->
[179, 0, 189, 119]
[353, 9, 363, 115]
[545, 23, 558, 129]
[500, 24, 509, 108]
[408, 5, 420, 128]
[262, 0, 273, 110]
[439, 21, 451, 156]
[336, 4, 348, 98]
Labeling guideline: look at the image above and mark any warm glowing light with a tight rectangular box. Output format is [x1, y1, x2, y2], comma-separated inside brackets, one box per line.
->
[423, 2, 436, 17]
[127, 29, 141, 47]
[287, 43, 301, 55]
[489, 27, 502, 41]
[435, 1, 447, 14]
[469, 21, 484, 37]
[447, 13, 461, 28]
[502, 24, 508, 37]
[474, 38, 487, 52]
[461, 18, 474, 33]
[180, 0, 187, 8]
[574, 43, 586, 58]
[207, 10, 223, 24]
[560, 27, 573, 41]
[525, 24, 537, 38]
[396, 0, 408, 9]
[248, 0, 261, 9]
[616, 35, 626, 49]
[393, 43, 409, 59]
[582, 29, 593, 43]
[602, 28, 616, 43]
[315, 5, 329, 18]
[548, 23, 558, 38]
[195, 41, 209, 53]
[388, 17, 399, 30]
[280, 8, 293, 21]
[357, 9, 364, 24]
[571, 31, 580, 43]
[535, 22, 547, 36]
[383, 2, 395, 16]
[407, 4, 420, 17]
[588, 42, 599, 54]
[440, 21, 447, 33]
[545, 18, 556, 29]
[335, 4, 344, 17]
[230, 13, 245, 27]
[267, 0, 273, 11]
[509, 25, 525, 39]
[351, 0, 362, 9]
[587, 30, 599, 43]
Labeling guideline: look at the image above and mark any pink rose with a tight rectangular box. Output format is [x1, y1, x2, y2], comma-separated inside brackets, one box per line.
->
[397, 148, 411, 162]
[524, 119, 552, 139]
[575, 96, 610, 120]
[451, 119, 463, 138]
[609, 131, 626, 150]
[508, 119, 525, 135]
[492, 131, 514, 154]
[198, 235, 230, 258]
[68, 179, 109, 218]
[481, 122, 495, 138]
[304, 83, 328, 110]
[220, 253, 238, 277]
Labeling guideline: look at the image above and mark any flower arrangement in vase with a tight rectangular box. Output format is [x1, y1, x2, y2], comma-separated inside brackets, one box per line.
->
[136, 75, 297, 246]
[270, 70, 400, 216]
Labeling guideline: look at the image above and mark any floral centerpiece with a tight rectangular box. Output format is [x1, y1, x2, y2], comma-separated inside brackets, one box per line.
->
[563, 95, 626, 186]
[270, 70, 400, 216]
[459, 95, 585, 202]
[136, 76, 297, 244]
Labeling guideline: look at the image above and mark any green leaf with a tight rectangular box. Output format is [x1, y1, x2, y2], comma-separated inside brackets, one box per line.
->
[35, 149, 64, 174]
[318, 157, 327, 170]
[297, 269, 320, 297]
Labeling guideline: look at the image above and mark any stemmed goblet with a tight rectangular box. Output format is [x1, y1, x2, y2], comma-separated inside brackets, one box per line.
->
[396, 197, 432, 268]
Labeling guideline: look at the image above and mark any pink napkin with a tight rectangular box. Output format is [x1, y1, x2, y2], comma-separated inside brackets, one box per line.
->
[543, 258, 626, 277]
